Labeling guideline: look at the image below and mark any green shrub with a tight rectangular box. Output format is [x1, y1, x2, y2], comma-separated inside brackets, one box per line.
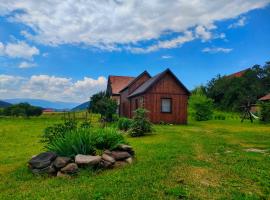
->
[89, 91, 118, 122]
[260, 102, 270, 123]
[129, 108, 152, 137]
[41, 120, 77, 144]
[2, 103, 42, 117]
[214, 114, 226, 120]
[189, 90, 214, 121]
[46, 127, 126, 157]
[118, 117, 132, 131]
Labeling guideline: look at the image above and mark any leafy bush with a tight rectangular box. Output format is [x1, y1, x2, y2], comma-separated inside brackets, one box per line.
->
[260, 102, 270, 123]
[189, 89, 214, 121]
[214, 114, 226, 120]
[41, 120, 77, 144]
[89, 91, 118, 122]
[129, 108, 152, 137]
[46, 128, 126, 157]
[118, 117, 132, 131]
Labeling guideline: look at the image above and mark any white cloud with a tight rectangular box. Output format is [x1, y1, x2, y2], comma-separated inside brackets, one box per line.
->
[19, 61, 37, 69]
[202, 47, 233, 53]
[0, 74, 107, 102]
[228, 17, 247, 29]
[0, 0, 268, 52]
[161, 55, 173, 59]
[0, 41, 39, 59]
[130, 31, 194, 53]
[195, 25, 212, 41]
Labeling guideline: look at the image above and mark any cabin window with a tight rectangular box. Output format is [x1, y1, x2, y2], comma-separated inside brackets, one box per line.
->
[161, 98, 172, 113]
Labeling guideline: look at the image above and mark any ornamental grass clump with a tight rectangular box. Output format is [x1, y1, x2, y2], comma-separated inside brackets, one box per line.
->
[45, 127, 126, 157]
[129, 108, 152, 137]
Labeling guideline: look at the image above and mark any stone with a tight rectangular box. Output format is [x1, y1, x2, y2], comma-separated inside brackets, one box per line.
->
[53, 157, 71, 169]
[116, 144, 135, 156]
[61, 163, 78, 174]
[113, 161, 128, 168]
[31, 164, 56, 175]
[75, 154, 101, 166]
[104, 150, 112, 155]
[28, 152, 57, 169]
[99, 159, 114, 169]
[117, 144, 133, 151]
[101, 154, 115, 164]
[125, 157, 133, 164]
[57, 171, 70, 178]
[111, 151, 131, 161]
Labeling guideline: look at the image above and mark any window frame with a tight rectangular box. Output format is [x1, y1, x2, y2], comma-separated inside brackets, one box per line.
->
[161, 98, 172, 113]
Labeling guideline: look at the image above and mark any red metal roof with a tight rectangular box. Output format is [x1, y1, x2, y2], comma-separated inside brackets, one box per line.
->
[108, 75, 135, 95]
[259, 93, 270, 101]
[227, 69, 249, 78]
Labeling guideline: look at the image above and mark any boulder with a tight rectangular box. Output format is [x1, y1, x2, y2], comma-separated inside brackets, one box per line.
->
[53, 157, 71, 169]
[125, 157, 133, 164]
[31, 164, 56, 175]
[115, 144, 135, 156]
[111, 151, 131, 161]
[28, 152, 57, 169]
[57, 171, 70, 178]
[113, 161, 128, 168]
[99, 159, 114, 169]
[61, 163, 78, 174]
[101, 154, 115, 164]
[75, 154, 101, 166]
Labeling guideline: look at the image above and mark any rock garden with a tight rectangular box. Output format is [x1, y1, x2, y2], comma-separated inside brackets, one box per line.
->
[28, 144, 135, 177]
[28, 119, 136, 177]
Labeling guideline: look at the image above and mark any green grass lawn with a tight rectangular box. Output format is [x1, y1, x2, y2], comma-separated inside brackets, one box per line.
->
[0, 115, 270, 199]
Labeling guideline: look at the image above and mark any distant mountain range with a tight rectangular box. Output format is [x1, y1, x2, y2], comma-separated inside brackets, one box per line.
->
[4, 98, 80, 110]
[0, 100, 12, 108]
[71, 101, 90, 111]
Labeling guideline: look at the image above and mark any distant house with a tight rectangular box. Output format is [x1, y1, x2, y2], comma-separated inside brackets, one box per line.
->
[107, 69, 190, 124]
[227, 68, 249, 78]
[259, 93, 270, 102]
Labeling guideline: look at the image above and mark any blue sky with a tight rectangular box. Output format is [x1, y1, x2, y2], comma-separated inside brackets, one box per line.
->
[0, 1, 270, 103]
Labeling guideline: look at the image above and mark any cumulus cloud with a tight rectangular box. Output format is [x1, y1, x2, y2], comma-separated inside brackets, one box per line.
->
[202, 47, 233, 53]
[0, 41, 39, 59]
[19, 61, 37, 69]
[228, 17, 247, 29]
[0, 0, 268, 52]
[0, 74, 107, 102]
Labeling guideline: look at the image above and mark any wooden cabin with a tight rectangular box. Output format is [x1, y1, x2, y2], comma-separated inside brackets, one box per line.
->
[107, 69, 190, 124]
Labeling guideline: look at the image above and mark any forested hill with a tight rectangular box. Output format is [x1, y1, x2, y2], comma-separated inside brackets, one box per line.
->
[0, 100, 12, 108]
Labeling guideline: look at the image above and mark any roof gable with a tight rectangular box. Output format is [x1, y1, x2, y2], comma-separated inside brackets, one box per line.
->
[107, 75, 135, 95]
[259, 93, 270, 101]
[128, 68, 190, 97]
[119, 71, 151, 93]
